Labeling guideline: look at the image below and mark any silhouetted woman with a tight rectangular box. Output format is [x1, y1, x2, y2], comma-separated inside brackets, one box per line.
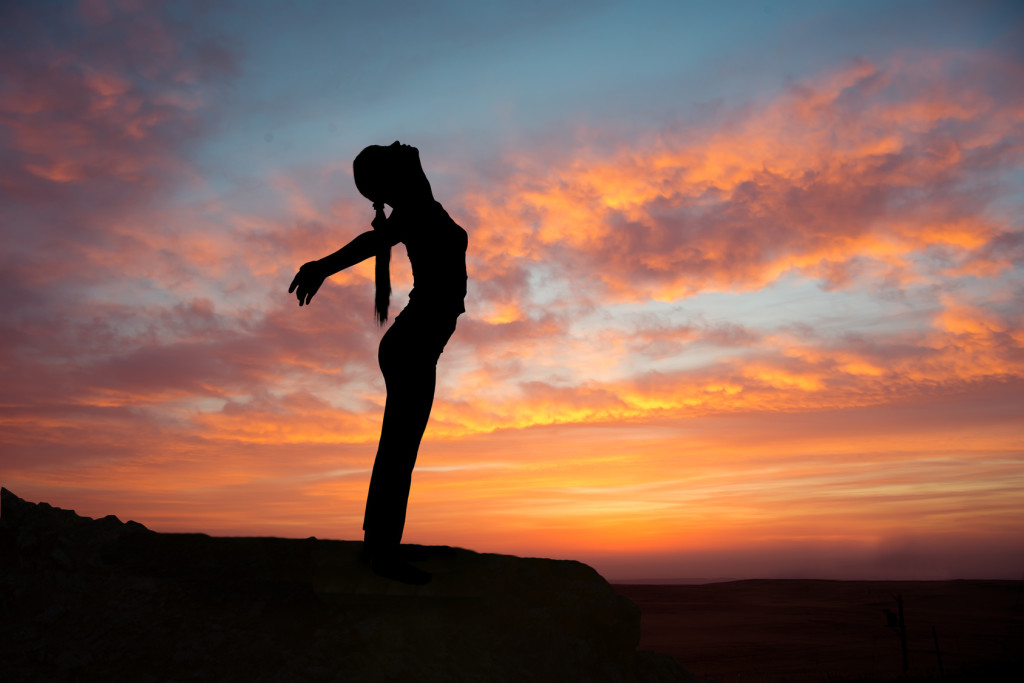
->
[289, 141, 467, 584]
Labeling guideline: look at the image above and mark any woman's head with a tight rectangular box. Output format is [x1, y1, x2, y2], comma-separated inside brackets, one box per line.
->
[353, 141, 431, 207]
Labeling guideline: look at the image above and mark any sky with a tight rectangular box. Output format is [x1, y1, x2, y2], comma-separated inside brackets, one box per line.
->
[2, 0, 1023, 581]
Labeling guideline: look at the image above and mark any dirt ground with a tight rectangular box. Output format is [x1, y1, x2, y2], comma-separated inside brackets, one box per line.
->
[613, 579, 1024, 683]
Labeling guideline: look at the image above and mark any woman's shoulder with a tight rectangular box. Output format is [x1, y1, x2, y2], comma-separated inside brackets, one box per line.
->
[399, 202, 465, 238]
[436, 204, 467, 248]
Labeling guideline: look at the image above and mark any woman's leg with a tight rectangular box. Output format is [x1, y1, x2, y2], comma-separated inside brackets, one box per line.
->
[362, 310, 455, 575]
[362, 356, 436, 552]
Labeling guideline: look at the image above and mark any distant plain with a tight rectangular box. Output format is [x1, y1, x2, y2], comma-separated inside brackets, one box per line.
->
[612, 579, 1024, 682]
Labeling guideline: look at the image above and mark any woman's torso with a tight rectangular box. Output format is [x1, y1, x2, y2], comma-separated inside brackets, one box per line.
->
[390, 201, 468, 317]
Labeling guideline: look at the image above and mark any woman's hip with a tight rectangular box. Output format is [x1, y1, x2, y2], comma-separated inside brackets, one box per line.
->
[378, 307, 458, 371]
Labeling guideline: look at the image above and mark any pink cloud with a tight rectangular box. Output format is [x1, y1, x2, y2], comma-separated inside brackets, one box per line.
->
[2, 27, 1022, 578]
[453, 52, 1023, 306]
[0, 0, 235, 275]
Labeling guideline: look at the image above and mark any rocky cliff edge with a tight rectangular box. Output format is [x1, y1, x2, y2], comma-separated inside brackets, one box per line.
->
[0, 488, 696, 682]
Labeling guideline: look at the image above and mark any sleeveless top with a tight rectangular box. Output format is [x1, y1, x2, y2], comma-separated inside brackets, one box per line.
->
[385, 201, 468, 316]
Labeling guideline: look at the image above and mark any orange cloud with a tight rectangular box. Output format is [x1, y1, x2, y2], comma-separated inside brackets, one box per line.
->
[456, 52, 1023, 306]
[3, 28, 1022, 581]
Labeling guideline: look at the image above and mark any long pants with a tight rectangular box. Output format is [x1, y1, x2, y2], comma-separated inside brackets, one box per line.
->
[362, 306, 458, 552]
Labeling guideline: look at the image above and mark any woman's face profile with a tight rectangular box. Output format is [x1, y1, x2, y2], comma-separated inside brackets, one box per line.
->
[387, 141, 422, 182]
[354, 141, 427, 207]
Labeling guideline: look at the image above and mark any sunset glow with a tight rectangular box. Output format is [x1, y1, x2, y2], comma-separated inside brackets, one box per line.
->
[2, 0, 1022, 580]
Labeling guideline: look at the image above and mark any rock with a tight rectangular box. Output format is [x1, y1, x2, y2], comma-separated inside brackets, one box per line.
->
[0, 487, 694, 682]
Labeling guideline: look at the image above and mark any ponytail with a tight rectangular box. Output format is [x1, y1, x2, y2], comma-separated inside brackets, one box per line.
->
[371, 202, 390, 326]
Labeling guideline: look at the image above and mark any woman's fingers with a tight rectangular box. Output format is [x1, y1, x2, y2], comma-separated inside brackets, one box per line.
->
[290, 273, 307, 305]
[290, 271, 308, 304]
[288, 268, 323, 306]
[300, 279, 320, 306]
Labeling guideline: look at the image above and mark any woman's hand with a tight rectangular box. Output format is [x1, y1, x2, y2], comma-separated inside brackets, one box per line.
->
[288, 260, 327, 306]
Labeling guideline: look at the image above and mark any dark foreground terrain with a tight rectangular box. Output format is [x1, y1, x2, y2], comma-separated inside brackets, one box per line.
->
[4, 488, 1019, 683]
[0, 488, 693, 682]
[614, 579, 1024, 683]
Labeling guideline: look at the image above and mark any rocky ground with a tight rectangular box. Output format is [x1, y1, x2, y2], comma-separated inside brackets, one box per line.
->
[0, 488, 696, 682]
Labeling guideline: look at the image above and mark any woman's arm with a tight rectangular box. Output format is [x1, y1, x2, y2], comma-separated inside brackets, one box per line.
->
[317, 230, 379, 276]
[288, 226, 400, 307]
[288, 231, 377, 306]
[317, 203, 403, 276]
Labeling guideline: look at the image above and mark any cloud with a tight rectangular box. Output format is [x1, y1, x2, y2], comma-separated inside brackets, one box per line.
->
[0, 0, 236, 303]
[5, 43, 1021, 439]
[2, 23, 1022, 577]
[456, 52, 1023, 305]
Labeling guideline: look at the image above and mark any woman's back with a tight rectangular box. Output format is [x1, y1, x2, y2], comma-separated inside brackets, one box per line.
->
[392, 201, 467, 316]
